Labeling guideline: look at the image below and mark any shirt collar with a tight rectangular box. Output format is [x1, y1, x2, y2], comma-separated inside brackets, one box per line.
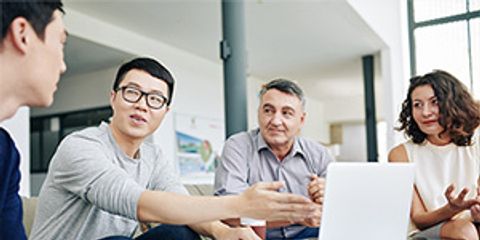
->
[255, 128, 306, 159]
[102, 121, 142, 161]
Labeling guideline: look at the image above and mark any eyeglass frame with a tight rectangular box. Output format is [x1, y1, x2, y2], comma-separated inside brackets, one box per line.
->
[115, 85, 168, 110]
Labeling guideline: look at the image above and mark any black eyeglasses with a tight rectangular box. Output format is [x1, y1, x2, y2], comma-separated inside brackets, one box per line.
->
[115, 86, 168, 110]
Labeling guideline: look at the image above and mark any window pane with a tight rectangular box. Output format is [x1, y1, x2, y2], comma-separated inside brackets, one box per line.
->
[414, 21, 471, 88]
[30, 132, 41, 172]
[472, 19, 480, 97]
[471, 0, 480, 11]
[42, 129, 58, 170]
[414, 0, 467, 22]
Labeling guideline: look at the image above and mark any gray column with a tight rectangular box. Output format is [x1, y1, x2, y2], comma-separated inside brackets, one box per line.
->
[363, 55, 378, 162]
[220, 0, 248, 138]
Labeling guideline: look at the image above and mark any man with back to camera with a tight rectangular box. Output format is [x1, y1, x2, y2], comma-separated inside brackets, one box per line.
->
[215, 79, 333, 239]
[0, 1, 67, 239]
[30, 58, 319, 240]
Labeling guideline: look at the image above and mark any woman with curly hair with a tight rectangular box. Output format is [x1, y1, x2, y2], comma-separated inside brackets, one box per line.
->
[389, 70, 480, 239]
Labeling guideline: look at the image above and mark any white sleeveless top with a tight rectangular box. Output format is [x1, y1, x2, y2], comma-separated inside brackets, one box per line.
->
[403, 139, 480, 222]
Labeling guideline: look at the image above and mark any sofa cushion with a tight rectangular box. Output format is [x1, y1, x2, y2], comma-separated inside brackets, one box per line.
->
[21, 196, 38, 237]
[184, 184, 214, 196]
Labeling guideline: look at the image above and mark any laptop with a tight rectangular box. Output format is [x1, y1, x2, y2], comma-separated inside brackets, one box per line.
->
[318, 162, 414, 240]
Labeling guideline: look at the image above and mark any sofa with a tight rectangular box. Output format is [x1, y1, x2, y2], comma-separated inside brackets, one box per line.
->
[21, 184, 214, 238]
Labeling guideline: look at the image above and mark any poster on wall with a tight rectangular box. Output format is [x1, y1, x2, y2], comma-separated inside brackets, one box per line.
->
[174, 113, 225, 183]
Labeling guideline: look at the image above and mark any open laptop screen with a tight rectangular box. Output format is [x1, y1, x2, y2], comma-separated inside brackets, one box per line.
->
[318, 162, 414, 240]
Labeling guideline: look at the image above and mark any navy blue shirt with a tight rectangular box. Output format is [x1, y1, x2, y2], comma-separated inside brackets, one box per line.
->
[0, 128, 27, 240]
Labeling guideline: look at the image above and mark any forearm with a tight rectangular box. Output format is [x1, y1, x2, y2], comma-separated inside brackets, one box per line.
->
[137, 190, 240, 224]
[412, 204, 461, 230]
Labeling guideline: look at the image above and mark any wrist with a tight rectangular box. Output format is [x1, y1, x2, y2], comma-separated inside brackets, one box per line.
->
[444, 203, 462, 216]
[210, 222, 230, 239]
[228, 195, 244, 218]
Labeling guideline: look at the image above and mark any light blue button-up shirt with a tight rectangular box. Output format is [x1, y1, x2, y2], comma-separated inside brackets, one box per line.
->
[215, 128, 333, 238]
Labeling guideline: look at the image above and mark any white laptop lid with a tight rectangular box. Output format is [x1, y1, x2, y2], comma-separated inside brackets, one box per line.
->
[318, 162, 414, 240]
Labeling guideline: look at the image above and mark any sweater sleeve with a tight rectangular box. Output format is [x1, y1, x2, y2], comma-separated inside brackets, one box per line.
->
[0, 128, 27, 240]
[149, 147, 189, 195]
[50, 134, 144, 220]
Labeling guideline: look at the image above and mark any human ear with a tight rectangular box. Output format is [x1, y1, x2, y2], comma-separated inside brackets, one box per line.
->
[109, 90, 117, 108]
[8, 17, 32, 54]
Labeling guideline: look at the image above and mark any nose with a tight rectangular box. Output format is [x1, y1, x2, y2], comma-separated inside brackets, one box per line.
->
[61, 59, 67, 74]
[270, 112, 283, 126]
[134, 95, 149, 112]
[421, 104, 433, 117]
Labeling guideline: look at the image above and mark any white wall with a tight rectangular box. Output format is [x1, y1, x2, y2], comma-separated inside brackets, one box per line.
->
[32, 67, 117, 117]
[1, 107, 30, 196]
[246, 76, 263, 130]
[303, 97, 329, 143]
[337, 123, 367, 161]
[348, 0, 410, 149]
[336, 121, 387, 162]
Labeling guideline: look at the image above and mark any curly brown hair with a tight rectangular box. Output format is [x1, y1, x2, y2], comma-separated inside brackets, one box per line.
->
[396, 70, 480, 146]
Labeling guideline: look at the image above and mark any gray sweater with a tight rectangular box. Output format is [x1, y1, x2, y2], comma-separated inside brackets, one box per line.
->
[30, 122, 188, 240]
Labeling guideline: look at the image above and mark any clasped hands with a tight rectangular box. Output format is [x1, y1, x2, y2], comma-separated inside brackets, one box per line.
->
[302, 175, 325, 227]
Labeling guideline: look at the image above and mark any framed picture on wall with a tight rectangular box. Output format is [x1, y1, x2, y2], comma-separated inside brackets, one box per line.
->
[174, 113, 225, 184]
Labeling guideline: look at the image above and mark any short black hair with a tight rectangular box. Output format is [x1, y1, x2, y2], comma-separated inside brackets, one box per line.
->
[113, 57, 175, 106]
[259, 78, 305, 107]
[1, 0, 64, 42]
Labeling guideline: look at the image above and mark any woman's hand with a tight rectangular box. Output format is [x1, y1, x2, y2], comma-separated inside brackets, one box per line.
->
[444, 184, 479, 213]
[470, 187, 480, 223]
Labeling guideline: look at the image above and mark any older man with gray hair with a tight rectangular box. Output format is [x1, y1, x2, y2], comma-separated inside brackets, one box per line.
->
[215, 79, 333, 239]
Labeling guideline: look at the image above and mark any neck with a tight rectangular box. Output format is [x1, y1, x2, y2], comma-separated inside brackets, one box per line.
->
[270, 141, 294, 161]
[0, 99, 22, 122]
[109, 123, 143, 158]
[0, 56, 23, 122]
[426, 134, 451, 146]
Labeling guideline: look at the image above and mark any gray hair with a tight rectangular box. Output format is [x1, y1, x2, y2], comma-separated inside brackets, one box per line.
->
[259, 78, 306, 108]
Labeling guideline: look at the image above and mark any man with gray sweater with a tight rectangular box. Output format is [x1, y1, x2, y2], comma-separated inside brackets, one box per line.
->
[30, 58, 317, 240]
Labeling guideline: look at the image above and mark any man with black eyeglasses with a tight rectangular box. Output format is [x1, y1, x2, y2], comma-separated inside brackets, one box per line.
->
[31, 58, 318, 240]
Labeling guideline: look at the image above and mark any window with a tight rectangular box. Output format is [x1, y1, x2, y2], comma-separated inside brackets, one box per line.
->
[413, 0, 466, 22]
[472, 0, 480, 11]
[414, 21, 470, 87]
[472, 18, 480, 96]
[408, 0, 480, 96]
[30, 107, 112, 173]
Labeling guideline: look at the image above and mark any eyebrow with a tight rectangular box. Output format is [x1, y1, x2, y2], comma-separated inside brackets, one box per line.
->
[123, 82, 166, 95]
[262, 103, 274, 108]
[262, 103, 295, 111]
[413, 95, 436, 102]
[282, 106, 295, 111]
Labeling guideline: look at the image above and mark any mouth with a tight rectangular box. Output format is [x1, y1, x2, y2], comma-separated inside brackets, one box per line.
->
[130, 114, 147, 124]
[422, 120, 437, 125]
[268, 128, 285, 134]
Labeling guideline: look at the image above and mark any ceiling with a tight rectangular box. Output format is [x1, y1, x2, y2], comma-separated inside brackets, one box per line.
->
[63, 35, 134, 79]
[63, 0, 384, 84]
